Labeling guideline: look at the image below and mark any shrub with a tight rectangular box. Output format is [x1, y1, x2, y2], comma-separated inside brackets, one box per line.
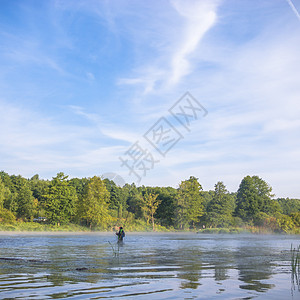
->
[277, 214, 295, 233]
[291, 212, 300, 227]
[0, 208, 16, 224]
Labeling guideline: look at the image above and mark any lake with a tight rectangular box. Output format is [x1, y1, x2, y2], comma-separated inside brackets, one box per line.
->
[0, 232, 299, 299]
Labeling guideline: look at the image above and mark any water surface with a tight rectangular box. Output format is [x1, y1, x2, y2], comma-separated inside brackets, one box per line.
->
[0, 232, 299, 299]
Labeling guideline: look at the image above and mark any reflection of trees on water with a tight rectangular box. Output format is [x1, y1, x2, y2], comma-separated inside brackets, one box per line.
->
[291, 273, 300, 296]
[136, 246, 203, 289]
[210, 249, 233, 282]
[45, 241, 112, 285]
[176, 248, 203, 289]
[235, 247, 275, 293]
[46, 272, 76, 286]
[214, 265, 228, 281]
[147, 246, 233, 290]
[179, 262, 202, 289]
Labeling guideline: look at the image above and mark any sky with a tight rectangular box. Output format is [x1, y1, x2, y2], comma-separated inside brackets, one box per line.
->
[0, 0, 300, 198]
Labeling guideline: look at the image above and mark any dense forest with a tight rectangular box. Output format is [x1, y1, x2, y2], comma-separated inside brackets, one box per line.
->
[0, 171, 299, 233]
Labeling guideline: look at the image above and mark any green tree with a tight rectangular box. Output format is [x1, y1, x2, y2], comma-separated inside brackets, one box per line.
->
[276, 214, 295, 233]
[235, 176, 279, 223]
[0, 171, 13, 191]
[29, 175, 49, 200]
[68, 177, 89, 199]
[0, 208, 16, 223]
[29, 175, 50, 217]
[276, 198, 300, 215]
[0, 178, 10, 209]
[141, 193, 161, 231]
[16, 182, 36, 220]
[44, 173, 78, 225]
[9, 175, 36, 220]
[175, 176, 204, 229]
[125, 183, 143, 219]
[80, 176, 111, 229]
[153, 186, 177, 227]
[206, 182, 235, 228]
[290, 212, 300, 227]
[0, 172, 18, 213]
[201, 190, 214, 212]
[0, 178, 15, 224]
[104, 179, 127, 220]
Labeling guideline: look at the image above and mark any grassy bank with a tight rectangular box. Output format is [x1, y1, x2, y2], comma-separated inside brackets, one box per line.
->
[198, 228, 247, 234]
[0, 222, 299, 234]
[0, 219, 171, 232]
[0, 222, 90, 232]
[198, 226, 300, 234]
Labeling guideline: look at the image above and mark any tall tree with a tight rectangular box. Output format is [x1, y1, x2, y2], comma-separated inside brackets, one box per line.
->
[206, 182, 235, 227]
[29, 175, 49, 200]
[0, 177, 16, 223]
[175, 176, 204, 229]
[16, 182, 36, 220]
[29, 175, 50, 217]
[276, 198, 300, 215]
[104, 179, 127, 219]
[68, 177, 89, 199]
[153, 186, 177, 227]
[0, 171, 13, 191]
[141, 193, 161, 231]
[0, 178, 10, 209]
[0, 172, 18, 213]
[9, 175, 36, 220]
[44, 173, 78, 225]
[80, 176, 111, 229]
[235, 175, 279, 223]
[125, 183, 143, 219]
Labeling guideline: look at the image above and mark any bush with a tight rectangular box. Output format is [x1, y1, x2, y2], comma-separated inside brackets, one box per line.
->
[218, 228, 230, 234]
[0, 224, 17, 231]
[276, 215, 295, 233]
[231, 217, 244, 227]
[0, 208, 16, 224]
[291, 212, 300, 227]
[199, 227, 247, 234]
[253, 212, 270, 226]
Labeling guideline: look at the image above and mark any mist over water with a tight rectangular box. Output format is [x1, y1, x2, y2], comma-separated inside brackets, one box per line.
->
[0, 232, 299, 299]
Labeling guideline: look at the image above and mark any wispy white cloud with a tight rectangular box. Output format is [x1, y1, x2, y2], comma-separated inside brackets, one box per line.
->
[67, 105, 100, 123]
[117, 0, 220, 94]
[286, 0, 300, 22]
[67, 105, 140, 144]
[0, 28, 67, 76]
[118, 67, 165, 95]
[168, 0, 218, 86]
[0, 100, 125, 178]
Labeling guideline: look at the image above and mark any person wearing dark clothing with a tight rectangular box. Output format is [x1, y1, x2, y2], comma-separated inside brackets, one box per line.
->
[116, 227, 125, 241]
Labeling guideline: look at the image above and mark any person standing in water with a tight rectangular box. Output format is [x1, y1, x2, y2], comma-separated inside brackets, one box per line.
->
[116, 226, 125, 241]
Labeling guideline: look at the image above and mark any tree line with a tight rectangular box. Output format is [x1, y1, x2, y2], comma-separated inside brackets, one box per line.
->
[0, 171, 299, 232]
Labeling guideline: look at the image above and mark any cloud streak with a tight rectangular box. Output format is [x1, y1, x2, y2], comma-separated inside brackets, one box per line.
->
[286, 0, 300, 22]
[168, 0, 218, 86]
[117, 0, 220, 94]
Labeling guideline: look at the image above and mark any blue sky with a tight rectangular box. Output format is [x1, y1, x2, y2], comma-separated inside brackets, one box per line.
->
[0, 0, 300, 198]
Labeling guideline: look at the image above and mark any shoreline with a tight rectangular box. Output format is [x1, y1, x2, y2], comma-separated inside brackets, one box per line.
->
[0, 222, 299, 235]
[0, 229, 298, 235]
